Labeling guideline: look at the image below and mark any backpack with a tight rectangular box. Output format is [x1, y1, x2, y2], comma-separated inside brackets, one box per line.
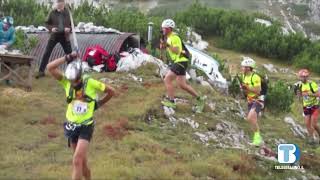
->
[181, 41, 192, 61]
[104, 53, 120, 72]
[250, 72, 269, 96]
[242, 72, 269, 96]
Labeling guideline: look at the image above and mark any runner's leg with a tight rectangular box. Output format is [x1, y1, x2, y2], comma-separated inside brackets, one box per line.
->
[72, 139, 90, 180]
[164, 70, 177, 100]
[176, 75, 198, 98]
[311, 108, 320, 136]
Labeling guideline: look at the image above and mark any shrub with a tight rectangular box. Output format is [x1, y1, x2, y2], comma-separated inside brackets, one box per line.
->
[265, 81, 294, 113]
[12, 30, 39, 54]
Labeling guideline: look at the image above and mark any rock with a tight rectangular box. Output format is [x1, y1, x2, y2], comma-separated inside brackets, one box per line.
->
[234, 100, 246, 118]
[274, 138, 287, 146]
[255, 18, 272, 27]
[200, 81, 213, 89]
[163, 106, 175, 118]
[37, 26, 48, 31]
[263, 64, 278, 73]
[309, 0, 320, 23]
[178, 118, 199, 129]
[260, 146, 277, 157]
[188, 69, 197, 81]
[279, 68, 290, 74]
[196, 76, 204, 83]
[128, 74, 143, 82]
[208, 102, 216, 111]
[284, 116, 308, 139]
[195, 121, 249, 148]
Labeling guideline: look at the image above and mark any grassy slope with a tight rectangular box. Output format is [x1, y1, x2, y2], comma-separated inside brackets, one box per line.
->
[0, 48, 320, 179]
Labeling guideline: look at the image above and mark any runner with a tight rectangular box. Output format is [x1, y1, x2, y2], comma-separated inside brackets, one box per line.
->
[47, 52, 115, 180]
[240, 57, 263, 146]
[160, 19, 205, 113]
[296, 69, 320, 145]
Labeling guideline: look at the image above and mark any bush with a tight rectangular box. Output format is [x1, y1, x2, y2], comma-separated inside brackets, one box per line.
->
[228, 76, 242, 98]
[265, 81, 294, 113]
[293, 42, 320, 74]
[0, 0, 50, 26]
[12, 30, 39, 54]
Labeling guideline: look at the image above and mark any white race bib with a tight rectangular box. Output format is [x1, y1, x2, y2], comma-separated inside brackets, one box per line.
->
[73, 100, 88, 115]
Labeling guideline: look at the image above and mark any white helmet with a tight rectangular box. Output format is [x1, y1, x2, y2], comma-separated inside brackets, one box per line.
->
[65, 60, 83, 81]
[241, 56, 256, 68]
[161, 19, 175, 29]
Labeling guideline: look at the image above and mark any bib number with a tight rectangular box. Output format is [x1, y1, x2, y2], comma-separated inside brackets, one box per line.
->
[73, 101, 88, 115]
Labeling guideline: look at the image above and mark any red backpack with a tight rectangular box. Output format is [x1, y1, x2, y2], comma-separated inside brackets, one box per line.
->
[104, 53, 120, 72]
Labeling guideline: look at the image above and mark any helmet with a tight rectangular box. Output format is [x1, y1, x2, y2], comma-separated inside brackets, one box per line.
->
[161, 19, 175, 29]
[298, 69, 309, 77]
[65, 60, 83, 81]
[3, 16, 13, 26]
[241, 56, 256, 68]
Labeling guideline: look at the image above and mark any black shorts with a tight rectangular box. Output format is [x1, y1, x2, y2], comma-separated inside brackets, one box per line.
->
[303, 105, 319, 116]
[63, 122, 94, 146]
[248, 101, 263, 114]
[170, 62, 188, 76]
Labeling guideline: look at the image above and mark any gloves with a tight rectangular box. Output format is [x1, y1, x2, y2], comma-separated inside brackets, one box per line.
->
[65, 52, 78, 63]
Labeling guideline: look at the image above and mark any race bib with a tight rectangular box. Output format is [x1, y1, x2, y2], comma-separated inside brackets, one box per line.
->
[73, 100, 88, 115]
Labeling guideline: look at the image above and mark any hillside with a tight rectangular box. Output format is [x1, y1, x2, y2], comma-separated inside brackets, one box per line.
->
[1, 42, 320, 179]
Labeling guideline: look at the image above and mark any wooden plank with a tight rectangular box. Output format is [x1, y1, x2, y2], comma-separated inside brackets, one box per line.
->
[0, 54, 34, 64]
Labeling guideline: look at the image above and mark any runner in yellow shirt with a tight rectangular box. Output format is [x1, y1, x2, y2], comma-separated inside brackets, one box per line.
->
[297, 69, 320, 145]
[240, 57, 263, 146]
[47, 52, 115, 180]
[160, 19, 205, 113]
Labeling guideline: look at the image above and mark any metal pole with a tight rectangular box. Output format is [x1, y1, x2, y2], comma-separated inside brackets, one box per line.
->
[66, 1, 78, 51]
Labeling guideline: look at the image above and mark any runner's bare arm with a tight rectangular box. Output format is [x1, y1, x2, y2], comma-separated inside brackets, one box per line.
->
[248, 86, 261, 95]
[47, 57, 65, 81]
[167, 45, 179, 54]
[243, 85, 261, 95]
[48, 52, 78, 81]
[97, 85, 115, 107]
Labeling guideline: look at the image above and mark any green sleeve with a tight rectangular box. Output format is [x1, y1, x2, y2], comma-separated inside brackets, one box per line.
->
[88, 78, 106, 92]
[311, 81, 318, 92]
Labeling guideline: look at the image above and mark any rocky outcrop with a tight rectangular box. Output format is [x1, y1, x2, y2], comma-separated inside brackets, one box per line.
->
[309, 0, 320, 23]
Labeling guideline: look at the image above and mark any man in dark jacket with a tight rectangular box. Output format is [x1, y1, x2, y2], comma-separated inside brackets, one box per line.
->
[36, 0, 72, 79]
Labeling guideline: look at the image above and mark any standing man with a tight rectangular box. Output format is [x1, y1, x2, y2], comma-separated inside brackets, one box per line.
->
[296, 69, 320, 145]
[0, 16, 16, 49]
[160, 19, 205, 113]
[47, 52, 115, 180]
[240, 58, 263, 146]
[36, 0, 72, 79]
